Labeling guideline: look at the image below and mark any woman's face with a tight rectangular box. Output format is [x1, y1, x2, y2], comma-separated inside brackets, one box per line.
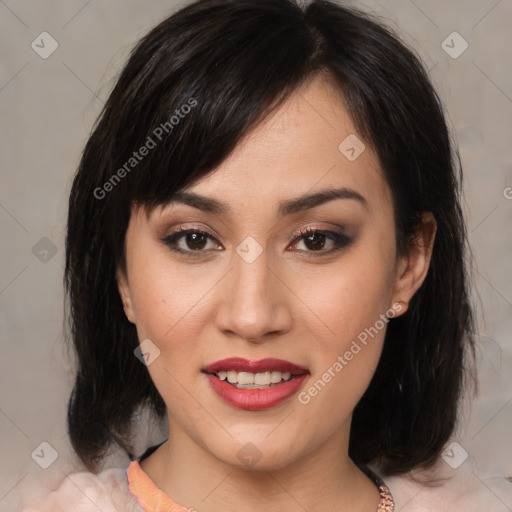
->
[117, 75, 434, 471]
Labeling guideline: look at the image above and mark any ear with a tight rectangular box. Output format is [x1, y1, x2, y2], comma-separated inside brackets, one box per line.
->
[391, 212, 437, 316]
[116, 266, 136, 324]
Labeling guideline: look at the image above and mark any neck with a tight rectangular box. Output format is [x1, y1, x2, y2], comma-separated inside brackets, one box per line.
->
[140, 423, 381, 512]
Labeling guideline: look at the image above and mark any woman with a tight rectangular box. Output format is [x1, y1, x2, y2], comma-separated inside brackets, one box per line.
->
[23, 0, 483, 510]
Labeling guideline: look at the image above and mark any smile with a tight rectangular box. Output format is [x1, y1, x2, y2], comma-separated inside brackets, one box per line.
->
[202, 357, 309, 410]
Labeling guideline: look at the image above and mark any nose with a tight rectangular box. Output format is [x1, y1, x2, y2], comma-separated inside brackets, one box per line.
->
[214, 245, 292, 344]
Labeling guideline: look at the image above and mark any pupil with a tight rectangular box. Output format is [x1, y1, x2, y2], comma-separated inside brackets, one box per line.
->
[188, 233, 206, 250]
[306, 233, 325, 250]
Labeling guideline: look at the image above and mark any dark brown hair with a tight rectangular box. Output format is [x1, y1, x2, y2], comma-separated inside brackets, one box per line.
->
[64, 0, 477, 475]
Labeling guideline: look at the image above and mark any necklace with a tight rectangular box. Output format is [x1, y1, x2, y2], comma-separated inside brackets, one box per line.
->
[361, 465, 395, 511]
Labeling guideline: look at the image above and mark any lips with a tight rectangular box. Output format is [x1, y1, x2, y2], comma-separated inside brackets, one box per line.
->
[202, 357, 309, 375]
[202, 357, 310, 411]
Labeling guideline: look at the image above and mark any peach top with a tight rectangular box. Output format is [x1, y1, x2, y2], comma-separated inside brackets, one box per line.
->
[127, 459, 189, 512]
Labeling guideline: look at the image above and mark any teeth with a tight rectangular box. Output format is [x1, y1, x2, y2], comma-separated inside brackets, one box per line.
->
[227, 371, 238, 384]
[254, 371, 271, 385]
[215, 370, 295, 388]
[237, 372, 254, 385]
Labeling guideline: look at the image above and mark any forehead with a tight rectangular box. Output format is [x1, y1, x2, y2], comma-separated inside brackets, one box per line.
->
[157, 75, 392, 220]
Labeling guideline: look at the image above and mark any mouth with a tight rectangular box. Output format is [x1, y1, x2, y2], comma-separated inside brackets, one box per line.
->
[202, 357, 309, 390]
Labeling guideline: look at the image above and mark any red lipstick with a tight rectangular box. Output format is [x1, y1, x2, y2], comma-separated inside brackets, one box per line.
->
[203, 357, 309, 375]
[202, 357, 309, 411]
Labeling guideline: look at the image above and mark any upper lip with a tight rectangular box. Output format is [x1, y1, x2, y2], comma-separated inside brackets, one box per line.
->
[203, 357, 309, 375]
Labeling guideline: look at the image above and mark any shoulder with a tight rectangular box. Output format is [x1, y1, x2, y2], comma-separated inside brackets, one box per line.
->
[371, 456, 512, 512]
[21, 466, 144, 512]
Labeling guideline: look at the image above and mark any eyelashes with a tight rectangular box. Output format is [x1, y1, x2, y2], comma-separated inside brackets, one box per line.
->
[160, 225, 353, 258]
[290, 227, 352, 256]
[161, 227, 221, 255]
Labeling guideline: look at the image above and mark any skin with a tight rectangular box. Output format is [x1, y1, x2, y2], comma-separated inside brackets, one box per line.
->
[117, 74, 436, 512]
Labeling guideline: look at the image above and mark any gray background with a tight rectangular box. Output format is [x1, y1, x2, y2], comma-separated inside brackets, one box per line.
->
[1, 0, 511, 510]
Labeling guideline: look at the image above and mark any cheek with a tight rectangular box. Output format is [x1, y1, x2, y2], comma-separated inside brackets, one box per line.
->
[302, 237, 395, 353]
[125, 258, 212, 386]
[294, 234, 396, 409]
[127, 258, 214, 418]
[296, 288, 391, 439]
[129, 254, 209, 338]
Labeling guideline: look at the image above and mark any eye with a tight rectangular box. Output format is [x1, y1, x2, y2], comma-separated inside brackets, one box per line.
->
[161, 226, 222, 256]
[160, 225, 352, 258]
[289, 227, 352, 257]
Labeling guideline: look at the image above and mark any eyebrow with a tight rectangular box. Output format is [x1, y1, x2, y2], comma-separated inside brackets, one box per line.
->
[166, 187, 368, 217]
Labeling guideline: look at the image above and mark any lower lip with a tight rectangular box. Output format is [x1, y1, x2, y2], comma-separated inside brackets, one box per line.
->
[205, 373, 309, 411]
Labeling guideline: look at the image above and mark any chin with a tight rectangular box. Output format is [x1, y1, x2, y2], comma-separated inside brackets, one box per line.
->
[212, 438, 306, 473]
